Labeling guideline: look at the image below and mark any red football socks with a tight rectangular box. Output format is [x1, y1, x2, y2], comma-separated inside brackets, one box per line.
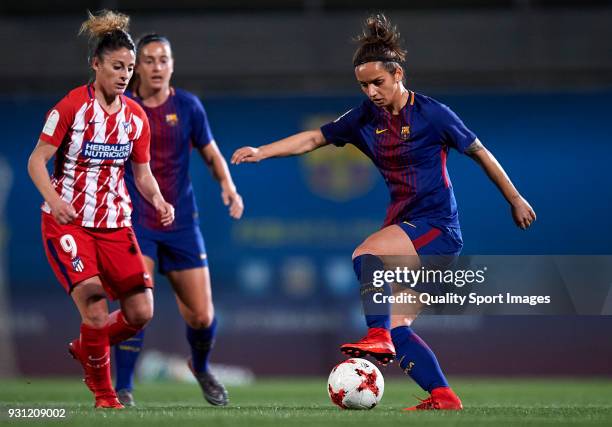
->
[79, 323, 113, 394]
[107, 310, 141, 346]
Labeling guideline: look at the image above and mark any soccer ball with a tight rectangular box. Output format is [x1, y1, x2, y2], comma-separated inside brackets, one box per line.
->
[327, 358, 384, 409]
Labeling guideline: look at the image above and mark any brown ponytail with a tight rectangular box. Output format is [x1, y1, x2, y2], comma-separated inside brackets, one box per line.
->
[79, 10, 135, 65]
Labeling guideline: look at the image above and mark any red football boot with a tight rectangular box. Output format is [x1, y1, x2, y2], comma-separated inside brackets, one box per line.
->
[68, 339, 95, 393]
[94, 394, 124, 409]
[403, 387, 463, 411]
[340, 327, 396, 365]
[68, 339, 124, 409]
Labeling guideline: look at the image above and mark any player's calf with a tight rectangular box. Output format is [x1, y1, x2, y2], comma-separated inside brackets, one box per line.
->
[107, 310, 141, 346]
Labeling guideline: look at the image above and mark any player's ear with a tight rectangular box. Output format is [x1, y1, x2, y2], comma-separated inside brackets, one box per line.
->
[91, 56, 101, 73]
[168, 56, 175, 76]
[394, 66, 403, 83]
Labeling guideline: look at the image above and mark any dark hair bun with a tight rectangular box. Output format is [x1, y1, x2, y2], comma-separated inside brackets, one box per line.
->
[353, 13, 407, 67]
[360, 14, 398, 47]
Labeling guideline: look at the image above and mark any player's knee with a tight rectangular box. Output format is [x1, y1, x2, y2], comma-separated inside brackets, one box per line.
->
[123, 306, 153, 329]
[83, 309, 109, 329]
[352, 245, 381, 260]
[79, 294, 108, 328]
[185, 309, 214, 329]
[126, 313, 152, 329]
[390, 314, 417, 329]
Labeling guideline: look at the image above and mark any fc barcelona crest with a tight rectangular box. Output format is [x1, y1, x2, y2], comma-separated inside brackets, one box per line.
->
[400, 125, 410, 141]
[165, 113, 179, 126]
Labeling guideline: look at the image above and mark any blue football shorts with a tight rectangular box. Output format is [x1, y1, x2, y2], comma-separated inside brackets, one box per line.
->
[133, 224, 208, 275]
[397, 219, 463, 294]
[397, 219, 463, 257]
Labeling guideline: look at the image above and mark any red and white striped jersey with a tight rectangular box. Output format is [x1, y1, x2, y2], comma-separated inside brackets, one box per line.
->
[38, 84, 151, 228]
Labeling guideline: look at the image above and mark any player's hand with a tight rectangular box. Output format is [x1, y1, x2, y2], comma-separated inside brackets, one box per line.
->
[231, 146, 263, 164]
[222, 188, 244, 219]
[510, 195, 536, 230]
[49, 199, 77, 225]
[153, 197, 175, 227]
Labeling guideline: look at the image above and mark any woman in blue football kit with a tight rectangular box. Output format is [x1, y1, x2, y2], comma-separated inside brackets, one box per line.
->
[232, 15, 535, 410]
[116, 34, 244, 407]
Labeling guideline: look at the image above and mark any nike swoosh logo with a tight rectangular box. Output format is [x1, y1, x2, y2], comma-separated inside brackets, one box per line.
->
[375, 128, 388, 134]
[88, 352, 109, 362]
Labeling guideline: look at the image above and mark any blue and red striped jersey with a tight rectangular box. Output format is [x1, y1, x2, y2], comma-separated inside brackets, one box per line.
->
[124, 88, 213, 230]
[321, 91, 476, 229]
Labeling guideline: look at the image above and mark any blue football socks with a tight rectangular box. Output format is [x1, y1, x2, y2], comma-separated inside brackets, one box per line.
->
[353, 254, 391, 329]
[391, 326, 449, 392]
[114, 329, 145, 392]
[186, 318, 217, 374]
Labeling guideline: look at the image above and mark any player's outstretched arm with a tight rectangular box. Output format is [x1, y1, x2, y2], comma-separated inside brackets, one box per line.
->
[231, 129, 328, 164]
[27, 140, 77, 224]
[465, 138, 536, 230]
[130, 161, 175, 227]
[199, 141, 244, 220]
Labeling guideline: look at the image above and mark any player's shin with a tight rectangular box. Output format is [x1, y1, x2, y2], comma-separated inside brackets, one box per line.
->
[354, 254, 390, 329]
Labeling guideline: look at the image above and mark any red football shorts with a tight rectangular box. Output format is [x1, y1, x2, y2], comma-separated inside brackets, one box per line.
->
[41, 213, 153, 300]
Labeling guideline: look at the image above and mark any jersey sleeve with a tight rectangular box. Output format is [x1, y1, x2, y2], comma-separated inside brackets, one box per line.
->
[38, 95, 74, 147]
[432, 103, 477, 154]
[130, 111, 151, 163]
[320, 105, 364, 147]
[190, 96, 214, 149]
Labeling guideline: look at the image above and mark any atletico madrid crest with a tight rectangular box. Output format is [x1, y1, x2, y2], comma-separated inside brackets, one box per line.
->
[400, 125, 410, 141]
[71, 256, 84, 273]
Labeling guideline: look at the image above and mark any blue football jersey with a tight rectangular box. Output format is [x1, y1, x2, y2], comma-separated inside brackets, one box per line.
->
[124, 88, 213, 230]
[321, 91, 476, 229]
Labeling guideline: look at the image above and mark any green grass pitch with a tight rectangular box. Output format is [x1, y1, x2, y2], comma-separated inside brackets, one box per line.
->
[1, 377, 611, 426]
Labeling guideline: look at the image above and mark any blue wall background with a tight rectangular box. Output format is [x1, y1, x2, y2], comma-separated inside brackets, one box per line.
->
[3, 91, 610, 291]
[2, 91, 611, 376]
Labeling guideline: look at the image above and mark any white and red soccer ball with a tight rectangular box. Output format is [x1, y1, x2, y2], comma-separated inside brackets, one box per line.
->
[327, 358, 384, 409]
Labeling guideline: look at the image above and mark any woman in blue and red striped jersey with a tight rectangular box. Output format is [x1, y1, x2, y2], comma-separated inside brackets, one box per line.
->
[114, 34, 243, 407]
[232, 14, 536, 411]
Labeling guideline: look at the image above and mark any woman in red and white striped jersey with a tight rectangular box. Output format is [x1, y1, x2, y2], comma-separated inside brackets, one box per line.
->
[27, 10, 174, 409]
